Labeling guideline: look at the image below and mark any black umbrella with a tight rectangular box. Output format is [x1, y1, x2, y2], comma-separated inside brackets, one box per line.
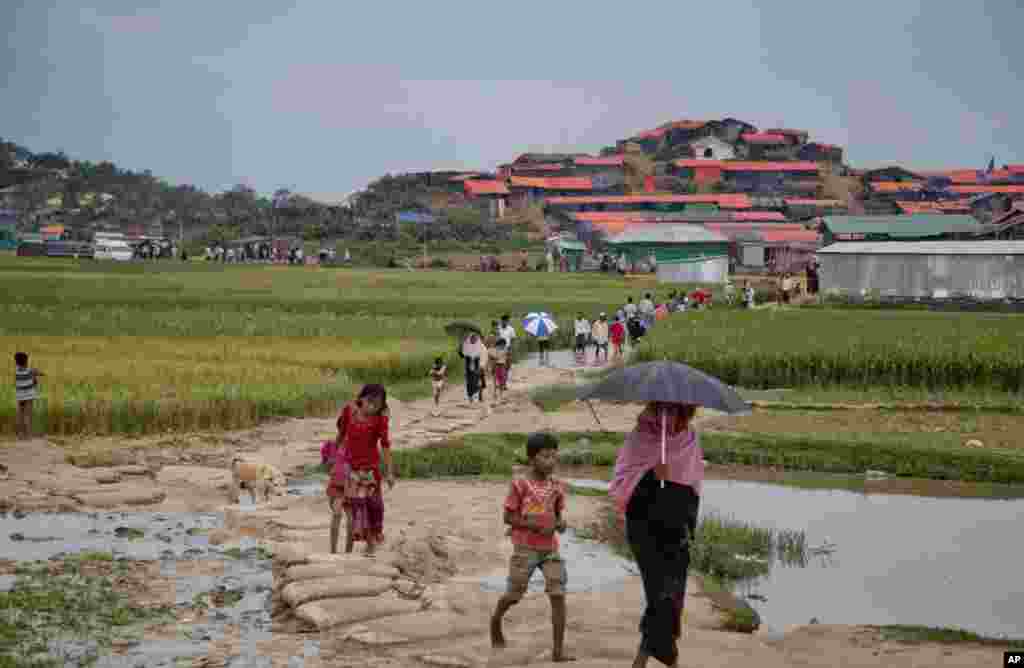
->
[576, 361, 750, 415]
[577, 361, 750, 488]
[444, 321, 482, 338]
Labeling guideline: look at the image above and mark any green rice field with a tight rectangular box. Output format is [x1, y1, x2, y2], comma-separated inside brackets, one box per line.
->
[0, 255, 632, 436]
[635, 309, 1024, 393]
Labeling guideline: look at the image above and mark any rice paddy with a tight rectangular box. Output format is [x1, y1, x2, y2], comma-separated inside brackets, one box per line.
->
[0, 256, 630, 436]
[635, 309, 1024, 393]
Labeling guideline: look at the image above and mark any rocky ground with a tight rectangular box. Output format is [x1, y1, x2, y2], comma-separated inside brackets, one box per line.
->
[0, 363, 1008, 666]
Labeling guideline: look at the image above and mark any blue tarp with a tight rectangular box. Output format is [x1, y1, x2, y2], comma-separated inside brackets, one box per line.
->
[396, 211, 436, 224]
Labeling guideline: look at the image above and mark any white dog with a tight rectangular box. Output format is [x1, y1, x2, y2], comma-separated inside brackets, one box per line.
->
[230, 458, 287, 504]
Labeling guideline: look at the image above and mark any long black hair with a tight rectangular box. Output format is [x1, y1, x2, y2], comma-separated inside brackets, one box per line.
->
[357, 383, 388, 416]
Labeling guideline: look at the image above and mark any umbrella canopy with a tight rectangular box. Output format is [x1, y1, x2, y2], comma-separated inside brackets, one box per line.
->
[576, 361, 750, 415]
[522, 312, 558, 338]
[444, 321, 482, 338]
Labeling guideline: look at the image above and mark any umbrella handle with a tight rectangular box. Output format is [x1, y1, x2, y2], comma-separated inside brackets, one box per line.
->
[661, 409, 666, 490]
[586, 400, 604, 429]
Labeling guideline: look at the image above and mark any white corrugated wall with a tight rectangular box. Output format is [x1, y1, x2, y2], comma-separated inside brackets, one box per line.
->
[657, 256, 729, 284]
[820, 253, 1024, 299]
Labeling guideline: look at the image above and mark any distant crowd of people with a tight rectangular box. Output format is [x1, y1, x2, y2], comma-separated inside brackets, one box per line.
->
[203, 243, 353, 265]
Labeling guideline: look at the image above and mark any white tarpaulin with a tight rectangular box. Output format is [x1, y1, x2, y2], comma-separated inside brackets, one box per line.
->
[657, 256, 729, 284]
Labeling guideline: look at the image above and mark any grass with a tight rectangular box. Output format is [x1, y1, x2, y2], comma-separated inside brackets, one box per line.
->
[579, 502, 804, 634]
[528, 384, 582, 413]
[869, 624, 1024, 647]
[701, 430, 1024, 484]
[636, 308, 1024, 393]
[1, 554, 175, 667]
[0, 255, 663, 436]
[391, 431, 624, 479]
[741, 385, 1024, 413]
[392, 429, 1024, 486]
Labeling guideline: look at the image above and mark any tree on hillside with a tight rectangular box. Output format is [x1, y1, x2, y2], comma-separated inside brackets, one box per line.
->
[219, 184, 259, 225]
[29, 151, 70, 171]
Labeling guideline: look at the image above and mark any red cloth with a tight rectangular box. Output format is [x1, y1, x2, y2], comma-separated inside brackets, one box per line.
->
[504, 478, 565, 552]
[333, 403, 390, 483]
[610, 321, 626, 344]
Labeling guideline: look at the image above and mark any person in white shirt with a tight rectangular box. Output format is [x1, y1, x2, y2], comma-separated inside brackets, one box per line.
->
[743, 282, 756, 309]
[591, 313, 610, 364]
[639, 293, 656, 327]
[574, 314, 591, 363]
[623, 297, 638, 320]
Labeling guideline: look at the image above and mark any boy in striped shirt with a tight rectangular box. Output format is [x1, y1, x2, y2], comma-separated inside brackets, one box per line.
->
[14, 352, 44, 439]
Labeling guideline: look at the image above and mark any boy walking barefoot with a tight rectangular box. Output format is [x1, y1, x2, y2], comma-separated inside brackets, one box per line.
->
[491, 433, 575, 662]
[14, 352, 44, 439]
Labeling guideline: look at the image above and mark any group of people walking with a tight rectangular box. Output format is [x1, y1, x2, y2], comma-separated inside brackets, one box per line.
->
[320, 377, 706, 667]
[458, 315, 517, 407]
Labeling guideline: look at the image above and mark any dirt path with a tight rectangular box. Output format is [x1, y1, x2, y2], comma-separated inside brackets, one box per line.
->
[0, 363, 1007, 667]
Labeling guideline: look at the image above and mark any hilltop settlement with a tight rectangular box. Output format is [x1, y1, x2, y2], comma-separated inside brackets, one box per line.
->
[3, 117, 1024, 301]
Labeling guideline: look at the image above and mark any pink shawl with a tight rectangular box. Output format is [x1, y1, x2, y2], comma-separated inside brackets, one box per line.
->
[609, 412, 704, 516]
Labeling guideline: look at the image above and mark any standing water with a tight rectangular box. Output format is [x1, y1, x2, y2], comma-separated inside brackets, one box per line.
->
[565, 478, 1024, 638]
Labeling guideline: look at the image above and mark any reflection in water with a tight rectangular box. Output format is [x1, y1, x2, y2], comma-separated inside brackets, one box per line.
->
[478, 528, 635, 594]
[564, 477, 1024, 637]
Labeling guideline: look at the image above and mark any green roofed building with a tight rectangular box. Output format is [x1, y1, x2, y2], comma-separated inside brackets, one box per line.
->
[0, 210, 16, 250]
[558, 237, 585, 271]
[821, 215, 980, 245]
[607, 224, 730, 283]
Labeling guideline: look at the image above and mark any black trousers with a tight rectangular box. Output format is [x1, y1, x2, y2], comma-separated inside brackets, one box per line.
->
[626, 471, 700, 667]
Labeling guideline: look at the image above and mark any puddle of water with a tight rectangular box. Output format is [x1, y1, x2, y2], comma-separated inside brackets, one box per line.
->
[478, 528, 635, 595]
[287, 478, 326, 497]
[0, 511, 275, 667]
[564, 478, 1024, 638]
[519, 349, 615, 371]
[0, 511, 226, 562]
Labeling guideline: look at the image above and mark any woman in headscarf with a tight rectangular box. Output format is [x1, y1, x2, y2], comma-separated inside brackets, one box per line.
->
[460, 333, 488, 404]
[610, 403, 702, 668]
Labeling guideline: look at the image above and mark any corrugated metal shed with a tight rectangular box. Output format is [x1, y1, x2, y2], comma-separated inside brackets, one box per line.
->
[740, 132, 789, 145]
[821, 215, 980, 243]
[608, 224, 728, 245]
[759, 228, 819, 243]
[818, 241, 1024, 299]
[819, 241, 1024, 255]
[558, 239, 586, 253]
[464, 180, 509, 196]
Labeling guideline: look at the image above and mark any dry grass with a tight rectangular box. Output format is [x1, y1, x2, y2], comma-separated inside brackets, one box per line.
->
[710, 409, 1024, 452]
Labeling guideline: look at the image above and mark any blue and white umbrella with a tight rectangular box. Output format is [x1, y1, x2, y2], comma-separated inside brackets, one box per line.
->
[523, 312, 557, 338]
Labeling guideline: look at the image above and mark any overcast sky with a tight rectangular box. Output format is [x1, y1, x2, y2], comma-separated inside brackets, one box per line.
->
[2, 1, 1021, 201]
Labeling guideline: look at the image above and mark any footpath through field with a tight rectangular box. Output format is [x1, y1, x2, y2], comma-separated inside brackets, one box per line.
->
[0, 356, 1006, 667]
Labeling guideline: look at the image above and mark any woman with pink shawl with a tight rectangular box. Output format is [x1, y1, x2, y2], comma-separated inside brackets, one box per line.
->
[609, 402, 702, 668]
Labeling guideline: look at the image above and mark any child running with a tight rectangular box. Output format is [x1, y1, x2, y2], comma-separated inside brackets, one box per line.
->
[491, 432, 573, 662]
[14, 352, 44, 440]
[428, 357, 448, 416]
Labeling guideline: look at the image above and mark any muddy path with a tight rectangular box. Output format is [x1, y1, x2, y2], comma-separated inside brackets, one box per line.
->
[0, 361, 1010, 666]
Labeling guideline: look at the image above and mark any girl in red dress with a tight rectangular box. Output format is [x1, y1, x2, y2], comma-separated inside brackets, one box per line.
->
[326, 384, 395, 555]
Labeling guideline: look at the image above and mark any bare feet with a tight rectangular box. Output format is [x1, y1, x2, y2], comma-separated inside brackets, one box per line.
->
[490, 615, 506, 648]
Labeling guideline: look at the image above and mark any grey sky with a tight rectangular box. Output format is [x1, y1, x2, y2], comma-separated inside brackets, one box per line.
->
[2, 1, 1021, 201]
